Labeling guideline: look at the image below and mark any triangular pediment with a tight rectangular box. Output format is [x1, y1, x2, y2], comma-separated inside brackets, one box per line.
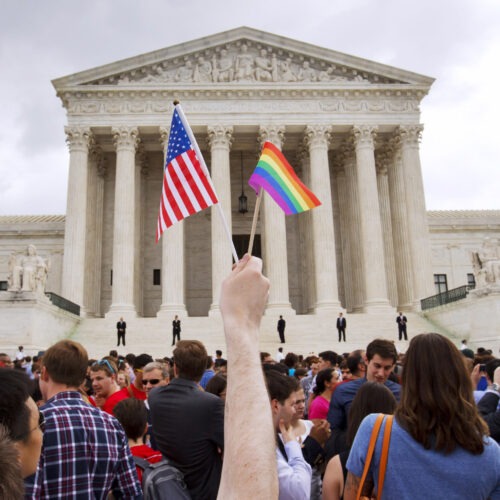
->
[53, 27, 433, 90]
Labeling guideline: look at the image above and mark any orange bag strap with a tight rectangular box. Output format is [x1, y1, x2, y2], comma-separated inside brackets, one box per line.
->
[356, 413, 384, 500]
[377, 415, 393, 500]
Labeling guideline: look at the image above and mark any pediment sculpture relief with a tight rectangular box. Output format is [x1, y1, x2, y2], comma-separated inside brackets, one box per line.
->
[89, 42, 400, 86]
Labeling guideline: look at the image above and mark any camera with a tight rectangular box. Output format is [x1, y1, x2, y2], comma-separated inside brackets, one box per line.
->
[479, 364, 486, 372]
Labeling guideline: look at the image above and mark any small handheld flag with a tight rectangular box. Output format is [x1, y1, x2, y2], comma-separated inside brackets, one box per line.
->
[248, 141, 321, 214]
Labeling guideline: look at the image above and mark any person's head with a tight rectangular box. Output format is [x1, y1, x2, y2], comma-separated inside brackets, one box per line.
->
[313, 368, 338, 397]
[308, 356, 320, 376]
[340, 360, 351, 380]
[205, 374, 227, 400]
[27, 244, 36, 256]
[0, 425, 25, 498]
[347, 349, 366, 378]
[215, 360, 227, 375]
[278, 347, 283, 353]
[338, 313, 343, 317]
[265, 370, 299, 430]
[109, 350, 118, 360]
[346, 382, 397, 446]
[485, 359, 500, 383]
[215, 350, 223, 358]
[133, 353, 154, 387]
[113, 398, 148, 441]
[292, 388, 306, 422]
[365, 339, 397, 383]
[41, 340, 88, 390]
[284, 352, 298, 369]
[260, 352, 274, 364]
[0, 369, 43, 478]
[116, 371, 130, 389]
[396, 333, 488, 454]
[293, 368, 308, 381]
[90, 359, 119, 398]
[318, 351, 338, 370]
[18, 346, 23, 352]
[0, 354, 13, 368]
[142, 361, 170, 396]
[173, 340, 207, 382]
[206, 355, 214, 370]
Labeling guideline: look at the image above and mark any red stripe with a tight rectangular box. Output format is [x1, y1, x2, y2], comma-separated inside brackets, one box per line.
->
[188, 150, 218, 204]
[163, 170, 183, 221]
[182, 151, 209, 210]
[171, 155, 196, 215]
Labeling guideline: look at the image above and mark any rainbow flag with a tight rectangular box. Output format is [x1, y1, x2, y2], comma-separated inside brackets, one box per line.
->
[248, 141, 321, 214]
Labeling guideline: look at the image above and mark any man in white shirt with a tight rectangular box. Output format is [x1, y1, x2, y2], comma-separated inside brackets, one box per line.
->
[276, 347, 285, 362]
[265, 370, 312, 500]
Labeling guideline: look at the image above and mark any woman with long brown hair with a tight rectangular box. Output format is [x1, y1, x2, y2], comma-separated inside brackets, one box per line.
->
[344, 333, 500, 499]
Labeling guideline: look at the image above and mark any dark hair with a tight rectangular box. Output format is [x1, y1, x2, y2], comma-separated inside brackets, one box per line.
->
[0, 369, 33, 443]
[265, 370, 299, 404]
[318, 351, 338, 366]
[215, 350, 222, 357]
[0, 425, 25, 497]
[396, 333, 488, 454]
[133, 353, 154, 371]
[347, 382, 396, 445]
[109, 350, 118, 359]
[284, 353, 298, 368]
[366, 339, 397, 363]
[173, 340, 207, 381]
[293, 368, 308, 379]
[205, 375, 227, 398]
[313, 368, 335, 397]
[485, 359, 500, 382]
[113, 399, 147, 441]
[260, 352, 272, 363]
[347, 350, 365, 375]
[42, 340, 88, 387]
[206, 355, 214, 369]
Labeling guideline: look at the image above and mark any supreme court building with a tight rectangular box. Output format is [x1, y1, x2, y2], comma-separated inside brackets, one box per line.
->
[3, 27, 499, 338]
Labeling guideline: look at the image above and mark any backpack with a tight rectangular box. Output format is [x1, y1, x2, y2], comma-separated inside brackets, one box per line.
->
[133, 456, 192, 500]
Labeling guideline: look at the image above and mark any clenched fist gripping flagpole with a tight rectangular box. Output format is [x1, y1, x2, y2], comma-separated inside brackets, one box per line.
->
[247, 141, 322, 255]
[156, 101, 239, 264]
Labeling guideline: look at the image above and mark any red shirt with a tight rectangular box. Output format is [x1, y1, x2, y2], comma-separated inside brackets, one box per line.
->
[131, 444, 163, 483]
[128, 383, 147, 401]
[102, 387, 130, 415]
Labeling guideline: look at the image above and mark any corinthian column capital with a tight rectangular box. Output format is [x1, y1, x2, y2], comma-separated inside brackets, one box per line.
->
[159, 126, 170, 154]
[258, 125, 286, 149]
[396, 124, 424, 147]
[65, 126, 93, 152]
[112, 126, 139, 151]
[352, 125, 377, 149]
[304, 125, 332, 149]
[207, 125, 233, 150]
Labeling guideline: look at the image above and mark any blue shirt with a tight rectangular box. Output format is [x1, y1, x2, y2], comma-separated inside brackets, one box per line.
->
[348, 413, 500, 500]
[25, 391, 142, 499]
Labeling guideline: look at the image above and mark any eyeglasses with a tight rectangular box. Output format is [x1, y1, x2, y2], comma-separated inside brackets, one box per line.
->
[142, 379, 161, 386]
[93, 359, 116, 374]
[13, 411, 45, 440]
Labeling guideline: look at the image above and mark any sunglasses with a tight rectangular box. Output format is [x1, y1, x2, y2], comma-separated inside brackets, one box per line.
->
[93, 359, 116, 374]
[142, 379, 161, 386]
[13, 411, 45, 440]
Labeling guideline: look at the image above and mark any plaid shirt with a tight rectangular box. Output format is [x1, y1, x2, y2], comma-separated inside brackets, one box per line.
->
[25, 391, 142, 499]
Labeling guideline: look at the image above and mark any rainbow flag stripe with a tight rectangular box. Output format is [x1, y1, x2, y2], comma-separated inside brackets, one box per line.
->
[248, 141, 321, 214]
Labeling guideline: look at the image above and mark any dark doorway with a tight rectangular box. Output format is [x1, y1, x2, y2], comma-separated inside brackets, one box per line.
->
[233, 234, 262, 259]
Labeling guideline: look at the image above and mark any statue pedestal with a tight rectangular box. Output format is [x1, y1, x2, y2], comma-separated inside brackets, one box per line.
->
[0, 291, 80, 353]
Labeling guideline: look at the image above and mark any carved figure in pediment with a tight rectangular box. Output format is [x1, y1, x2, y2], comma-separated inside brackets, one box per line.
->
[175, 60, 194, 83]
[235, 44, 255, 81]
[280, 58, 297, 82]
[214, 49, 234, 82]
[255, 49, 275, 82]
[8, 245, 49, 294]
[297, 61, 317, 82]
[193, 57, 213, 83]
[143, 64, 172, 83]
[318, 67, 334, 82]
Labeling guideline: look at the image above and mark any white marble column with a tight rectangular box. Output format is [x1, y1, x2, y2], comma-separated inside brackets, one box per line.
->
[258, 126, 294, 314]
[375, 150, 398, 307]
[157, 126, 187, 318]
[62, 126, 92, 307]
[107, 126, 139, 317]
[398, 125, 435, 305]
[208, 125, 234, 314]
[134, 146, 146, 317]
[304, 125, 340, 312]
[352, 125, 391, 311]
[342, 142, 365, 312]
[387, 136, 414, 310]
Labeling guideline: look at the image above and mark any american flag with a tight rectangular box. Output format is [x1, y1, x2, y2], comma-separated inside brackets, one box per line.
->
[156, 108, 219, 242]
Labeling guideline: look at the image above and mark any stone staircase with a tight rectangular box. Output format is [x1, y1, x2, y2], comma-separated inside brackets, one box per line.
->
[67, 311, 456, 360]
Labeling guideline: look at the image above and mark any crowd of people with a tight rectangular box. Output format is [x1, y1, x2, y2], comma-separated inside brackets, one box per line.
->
[0, 255, 500, 499]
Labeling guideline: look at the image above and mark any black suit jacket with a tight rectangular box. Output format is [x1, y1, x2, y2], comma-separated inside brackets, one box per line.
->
[477, 391, 500, 443]
[149, 378, 224, 500]
[336, 317, 346, 329]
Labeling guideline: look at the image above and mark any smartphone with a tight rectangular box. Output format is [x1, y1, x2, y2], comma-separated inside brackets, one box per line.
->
[479, 364, 486, 372]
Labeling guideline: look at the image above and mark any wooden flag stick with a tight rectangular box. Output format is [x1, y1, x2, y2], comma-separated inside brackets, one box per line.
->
[174, 101, 239, 263]
[247, 188, 263, 256]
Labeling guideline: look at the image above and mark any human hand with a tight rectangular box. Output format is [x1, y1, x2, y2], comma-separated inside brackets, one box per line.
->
[471, 363, 482, 387]
[279, 418, 296, 444]
[309, 419, 331, 446]
[220, 254, 270, 335]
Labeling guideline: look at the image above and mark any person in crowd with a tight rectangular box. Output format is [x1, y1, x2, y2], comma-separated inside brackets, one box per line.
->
[477, 365, 500, 442]
[473, 358, 500, 408]
[90, 358, 129, 414]
[327, 339, 400, 436]
[15, 345, 25, 361]
[214, 349, 226, 368]
[318, 351, 339, 371]
[301, 356, 320, 418]
[0, 353, 13, 368]
[127, 353, 153, 400]
[200, 355, 216, 389]
[344, 333, 500, 499]
[345, 350, 366, 380]
[0, 369, 43, 480]
[24, 340, 141, 498]
[149, 340, 224, 500]
[113, 398, 162, 484]
[214, 358, 228, 375]
[261, 351, 275, 364]
[117, 370, 131, 389]
[0, 424, 26, 499]
[284, 352, 299, 376]
[205, 374, 227, 401]
[339, 359, 351, 380]
[322, 382, 397, 500]
[309, 368, 339, 420]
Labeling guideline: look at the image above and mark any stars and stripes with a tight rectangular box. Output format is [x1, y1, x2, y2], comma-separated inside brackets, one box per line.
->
[156, 108, 218, 242]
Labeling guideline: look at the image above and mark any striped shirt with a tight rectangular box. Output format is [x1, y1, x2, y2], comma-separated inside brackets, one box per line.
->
[24, 391, 142, 499]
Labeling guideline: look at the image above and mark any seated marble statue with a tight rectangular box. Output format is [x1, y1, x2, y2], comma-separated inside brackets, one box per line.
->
[8, 245, 48, 293]
[472, 237, 500, 288]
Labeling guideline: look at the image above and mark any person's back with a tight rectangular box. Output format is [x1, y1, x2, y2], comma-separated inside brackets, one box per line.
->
[149, 340, 224, 500]
[344, 333, 500, 500]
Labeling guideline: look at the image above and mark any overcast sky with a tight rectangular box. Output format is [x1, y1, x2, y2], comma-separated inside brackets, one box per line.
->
[1, 0, 499, 215]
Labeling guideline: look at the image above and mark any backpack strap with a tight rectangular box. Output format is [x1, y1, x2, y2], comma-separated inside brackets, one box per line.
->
[133, 456, 150, 471]
[377, 415, 393, 500]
